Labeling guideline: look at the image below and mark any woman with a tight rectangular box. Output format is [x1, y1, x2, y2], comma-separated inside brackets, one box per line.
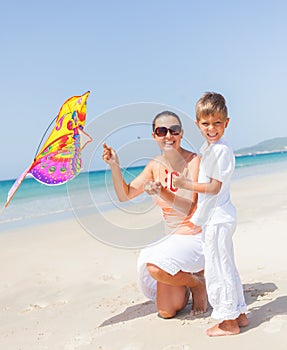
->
[102, 111, 206, 318]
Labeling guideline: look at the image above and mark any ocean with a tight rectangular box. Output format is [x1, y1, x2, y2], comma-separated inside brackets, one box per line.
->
[1, 151, 287, 231]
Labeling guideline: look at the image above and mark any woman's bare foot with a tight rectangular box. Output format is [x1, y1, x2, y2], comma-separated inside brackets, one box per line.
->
[190, 274, 207, 316]
[206, 319, 240, 337]
[237, 313, 248, 327]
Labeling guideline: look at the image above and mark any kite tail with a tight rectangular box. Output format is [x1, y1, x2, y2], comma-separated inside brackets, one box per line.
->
[3, 166, 32, 209]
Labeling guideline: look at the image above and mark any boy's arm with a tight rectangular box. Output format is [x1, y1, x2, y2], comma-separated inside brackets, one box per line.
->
[143, 179, 197, 216]
[173, 174, 222, 195]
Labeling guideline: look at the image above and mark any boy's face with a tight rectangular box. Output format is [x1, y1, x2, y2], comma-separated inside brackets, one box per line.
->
[196, 113, 230, 144]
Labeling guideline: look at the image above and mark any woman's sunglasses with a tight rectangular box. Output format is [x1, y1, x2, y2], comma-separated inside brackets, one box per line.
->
[154, 125, 182, 137]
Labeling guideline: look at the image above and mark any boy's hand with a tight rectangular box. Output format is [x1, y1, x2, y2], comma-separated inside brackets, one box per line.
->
[144, 180, 162, 195]
[102, 143, 119, 166]
[173, 172, 190, 189]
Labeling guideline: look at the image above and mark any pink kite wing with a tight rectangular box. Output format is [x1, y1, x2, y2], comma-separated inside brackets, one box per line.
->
[30, 132, 82, 185]
[4, 91, 92, 209]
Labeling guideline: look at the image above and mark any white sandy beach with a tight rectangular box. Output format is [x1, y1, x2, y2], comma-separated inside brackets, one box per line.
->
[0, 171, 287, 350]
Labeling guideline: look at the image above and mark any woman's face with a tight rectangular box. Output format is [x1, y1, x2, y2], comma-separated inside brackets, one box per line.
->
[152, 115, 183, 152]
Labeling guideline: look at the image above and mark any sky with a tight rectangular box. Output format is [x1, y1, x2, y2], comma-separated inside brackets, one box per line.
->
[1, 0, 287, 180]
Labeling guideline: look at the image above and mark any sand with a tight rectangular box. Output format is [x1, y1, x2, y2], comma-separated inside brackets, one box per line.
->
[0, 171, 287, 349]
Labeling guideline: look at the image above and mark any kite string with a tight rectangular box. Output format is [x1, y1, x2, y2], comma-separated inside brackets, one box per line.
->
[34, 115, 58, 160]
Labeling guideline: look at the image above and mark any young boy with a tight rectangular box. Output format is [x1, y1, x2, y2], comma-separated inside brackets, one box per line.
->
[174, 92, 248, 336]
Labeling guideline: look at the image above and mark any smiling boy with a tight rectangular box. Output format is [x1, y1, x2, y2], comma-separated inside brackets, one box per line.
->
[174, 92, 248, 336]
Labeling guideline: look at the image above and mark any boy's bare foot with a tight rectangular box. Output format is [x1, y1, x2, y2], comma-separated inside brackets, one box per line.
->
[206, 319, 240, 337]
[237, 313, 249, 327]
[190, 274, 207, 316]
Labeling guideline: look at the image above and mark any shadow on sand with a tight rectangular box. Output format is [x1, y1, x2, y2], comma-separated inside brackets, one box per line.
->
[99, 300, 157, 327]
[99, 281, 286, 331]
[240, 282, 287, 333]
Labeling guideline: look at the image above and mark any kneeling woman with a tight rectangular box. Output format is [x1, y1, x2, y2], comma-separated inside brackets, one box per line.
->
[102, 111, 206, 318]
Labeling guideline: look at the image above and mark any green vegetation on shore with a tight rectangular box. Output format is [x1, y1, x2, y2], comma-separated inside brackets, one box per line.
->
[235, 137, 287, 155]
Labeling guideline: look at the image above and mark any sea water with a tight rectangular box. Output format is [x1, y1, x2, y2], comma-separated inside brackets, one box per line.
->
[0, 167, 149, 230]
[233, 151, 287, 179]
[1, 151, 287, 230]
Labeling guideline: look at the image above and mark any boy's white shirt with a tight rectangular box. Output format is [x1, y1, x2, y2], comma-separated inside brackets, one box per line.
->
[191, 136, 236, 227]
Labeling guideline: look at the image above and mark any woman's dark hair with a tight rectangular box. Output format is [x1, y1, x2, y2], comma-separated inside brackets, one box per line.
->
[152, 111, 182, 131]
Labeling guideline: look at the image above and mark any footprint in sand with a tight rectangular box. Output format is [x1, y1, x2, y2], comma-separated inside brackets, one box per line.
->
[162, 345, 191, 350]
[98, 273, 121, 281]
[21, 300, 68, 313]
[21, 302, 49, 312]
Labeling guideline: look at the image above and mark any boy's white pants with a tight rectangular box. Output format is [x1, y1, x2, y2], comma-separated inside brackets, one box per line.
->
[202, 222, 247, 320]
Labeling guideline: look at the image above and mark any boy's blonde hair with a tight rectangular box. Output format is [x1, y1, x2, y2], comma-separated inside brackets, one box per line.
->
[196, 92, 228, 121]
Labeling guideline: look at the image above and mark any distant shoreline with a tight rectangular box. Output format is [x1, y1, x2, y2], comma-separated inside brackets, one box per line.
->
[235, 149, 287, 157]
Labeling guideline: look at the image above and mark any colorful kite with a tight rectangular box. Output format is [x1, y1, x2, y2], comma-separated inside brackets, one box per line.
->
[4, 91, 92, 209]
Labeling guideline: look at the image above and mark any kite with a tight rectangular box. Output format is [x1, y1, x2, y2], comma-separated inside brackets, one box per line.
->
[4, 91, 92, 209]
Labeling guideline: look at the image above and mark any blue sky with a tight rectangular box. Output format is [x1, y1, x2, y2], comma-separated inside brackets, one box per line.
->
[1, 0, 287, 180]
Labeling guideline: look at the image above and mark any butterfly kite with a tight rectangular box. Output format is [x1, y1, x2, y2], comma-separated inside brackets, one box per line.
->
[4, 91, 92, 209]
